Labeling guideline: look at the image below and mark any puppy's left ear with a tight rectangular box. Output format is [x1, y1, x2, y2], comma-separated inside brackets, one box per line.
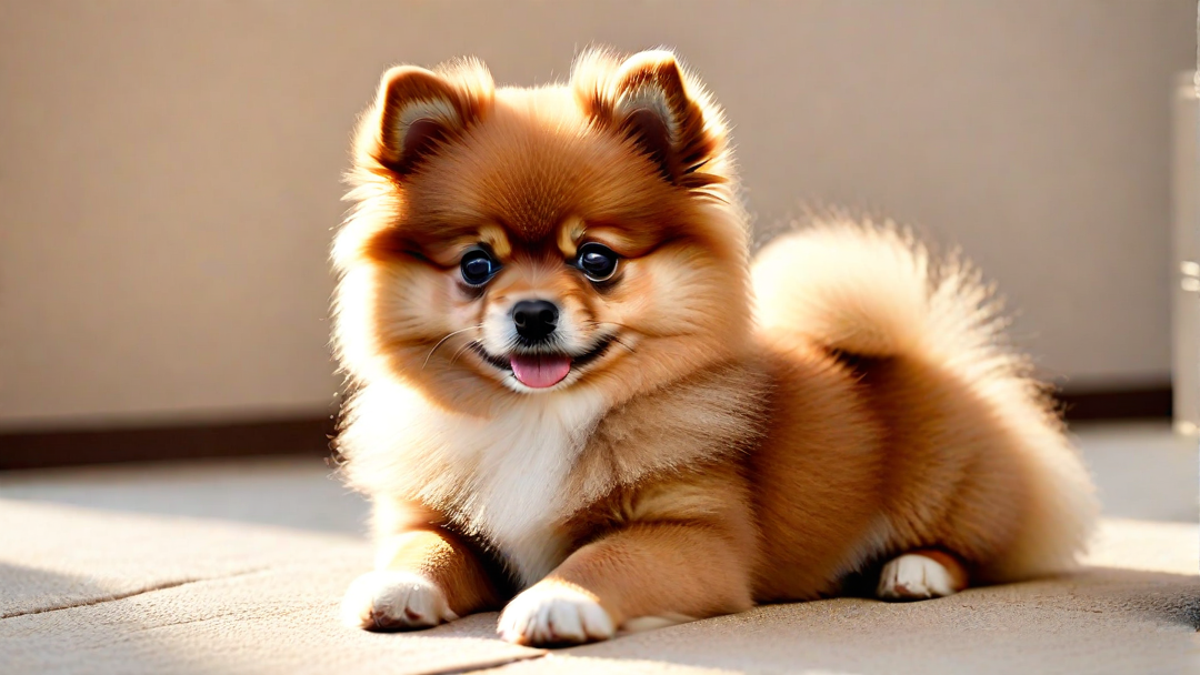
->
[576, 49, 728, 187]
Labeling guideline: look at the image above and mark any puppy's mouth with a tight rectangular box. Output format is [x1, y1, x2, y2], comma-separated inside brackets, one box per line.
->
[469, 336, 615, 389]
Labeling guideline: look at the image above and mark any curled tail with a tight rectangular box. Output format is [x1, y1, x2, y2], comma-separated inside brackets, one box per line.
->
[752, 217, 1098, 581]
[753, 220, 1006, 370]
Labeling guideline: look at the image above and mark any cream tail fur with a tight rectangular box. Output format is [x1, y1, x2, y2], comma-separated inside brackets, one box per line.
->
[752, 218, 1099, 581]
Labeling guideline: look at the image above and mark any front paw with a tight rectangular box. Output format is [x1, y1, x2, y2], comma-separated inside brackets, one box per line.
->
[497, 580, 615, 646]
[340, 570, 458, 631]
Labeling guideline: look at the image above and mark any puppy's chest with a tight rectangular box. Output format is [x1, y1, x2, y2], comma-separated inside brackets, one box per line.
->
[434, 398, 604, 588]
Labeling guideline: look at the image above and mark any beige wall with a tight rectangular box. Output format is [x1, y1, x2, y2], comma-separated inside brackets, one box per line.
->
[0, 1, 1193, 430]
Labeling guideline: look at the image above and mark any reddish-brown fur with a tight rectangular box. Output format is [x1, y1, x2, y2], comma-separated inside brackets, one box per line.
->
[332, 48, 1097, 645]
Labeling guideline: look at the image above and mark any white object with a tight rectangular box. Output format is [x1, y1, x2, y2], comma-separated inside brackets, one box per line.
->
[1172, 71, 1200, 437]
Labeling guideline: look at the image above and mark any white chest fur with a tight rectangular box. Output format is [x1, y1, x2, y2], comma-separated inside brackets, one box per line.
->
[463, 393, 604, 586]
[347, 382, 606, 588]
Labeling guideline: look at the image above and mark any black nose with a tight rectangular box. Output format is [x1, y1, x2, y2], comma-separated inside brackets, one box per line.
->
[512, 300, 559, 341]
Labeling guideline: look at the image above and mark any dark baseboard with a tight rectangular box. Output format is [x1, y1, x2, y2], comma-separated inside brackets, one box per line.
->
[1055, 385, 1173, 422]
[0, 416, 336, 471]
[0, 385, 1173, 471]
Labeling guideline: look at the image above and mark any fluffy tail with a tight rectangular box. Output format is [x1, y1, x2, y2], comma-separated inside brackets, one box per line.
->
[753, 219, 1007, 370]
[752, 217, 1098, 580]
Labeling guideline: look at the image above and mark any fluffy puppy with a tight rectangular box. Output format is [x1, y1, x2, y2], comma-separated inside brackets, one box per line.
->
[331, 48, 1097, 646]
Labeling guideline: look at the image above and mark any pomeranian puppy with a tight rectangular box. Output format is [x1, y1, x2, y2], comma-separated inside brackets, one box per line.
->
[332, 48, 1097, 646]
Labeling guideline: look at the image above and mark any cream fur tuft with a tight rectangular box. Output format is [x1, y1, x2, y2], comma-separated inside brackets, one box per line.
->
[754, 218, 1005, 364]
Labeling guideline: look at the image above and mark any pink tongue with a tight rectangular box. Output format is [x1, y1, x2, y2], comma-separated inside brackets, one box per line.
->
[510, 354, 572, 388]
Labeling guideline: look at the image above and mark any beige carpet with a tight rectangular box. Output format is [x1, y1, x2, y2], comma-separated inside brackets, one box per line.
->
[1, 428, 1196, 674]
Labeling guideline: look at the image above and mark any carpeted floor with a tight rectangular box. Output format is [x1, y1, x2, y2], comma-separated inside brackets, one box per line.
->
[1, 423, 1196, 674]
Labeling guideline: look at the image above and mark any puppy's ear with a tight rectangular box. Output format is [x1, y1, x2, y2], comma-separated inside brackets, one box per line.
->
[356, 61, 493, 176]
[575, 49, 727, 187]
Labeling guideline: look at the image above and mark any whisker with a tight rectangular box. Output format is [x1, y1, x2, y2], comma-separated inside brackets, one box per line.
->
[589, 320, 636, 332]
[611, 336, 637, 355]
[423, 325, 482, 370]
[588, 320, 699, 341]
[447, 345, 471, 366]
[585, 321, 636, 354]
[448, 340, 485, 367]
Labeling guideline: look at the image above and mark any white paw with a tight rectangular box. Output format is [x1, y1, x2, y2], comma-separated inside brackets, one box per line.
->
[340, 570, 457, 631]
[497, 582, 615, 646]
[876, 553, 960, 600]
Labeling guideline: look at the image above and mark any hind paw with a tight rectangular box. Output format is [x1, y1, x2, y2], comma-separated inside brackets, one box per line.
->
[876, 551, 967, 601]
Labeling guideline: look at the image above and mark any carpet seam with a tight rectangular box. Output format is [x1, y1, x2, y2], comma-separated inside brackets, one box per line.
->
[433, 652, 550, 675]
[0, 566, 271, 620]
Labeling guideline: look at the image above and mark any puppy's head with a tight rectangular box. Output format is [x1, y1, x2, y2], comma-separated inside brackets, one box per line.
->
[333, 49, 752, 411]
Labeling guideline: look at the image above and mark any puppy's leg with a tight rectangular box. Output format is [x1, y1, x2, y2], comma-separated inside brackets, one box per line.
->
[875, 549, 968, 601]
[497, 523, 753, 646]
[341, 527, 500, 631]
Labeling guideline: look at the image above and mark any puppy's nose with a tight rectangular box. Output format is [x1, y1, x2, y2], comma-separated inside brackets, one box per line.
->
[512, 300, 559, 342]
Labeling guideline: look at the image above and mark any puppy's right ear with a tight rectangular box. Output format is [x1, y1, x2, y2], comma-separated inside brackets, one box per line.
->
[357, 62, 493, 176]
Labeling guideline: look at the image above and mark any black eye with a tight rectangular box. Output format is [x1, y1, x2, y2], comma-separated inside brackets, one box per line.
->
[576, 243, 619, 282]
[460, 249, 498, 286]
